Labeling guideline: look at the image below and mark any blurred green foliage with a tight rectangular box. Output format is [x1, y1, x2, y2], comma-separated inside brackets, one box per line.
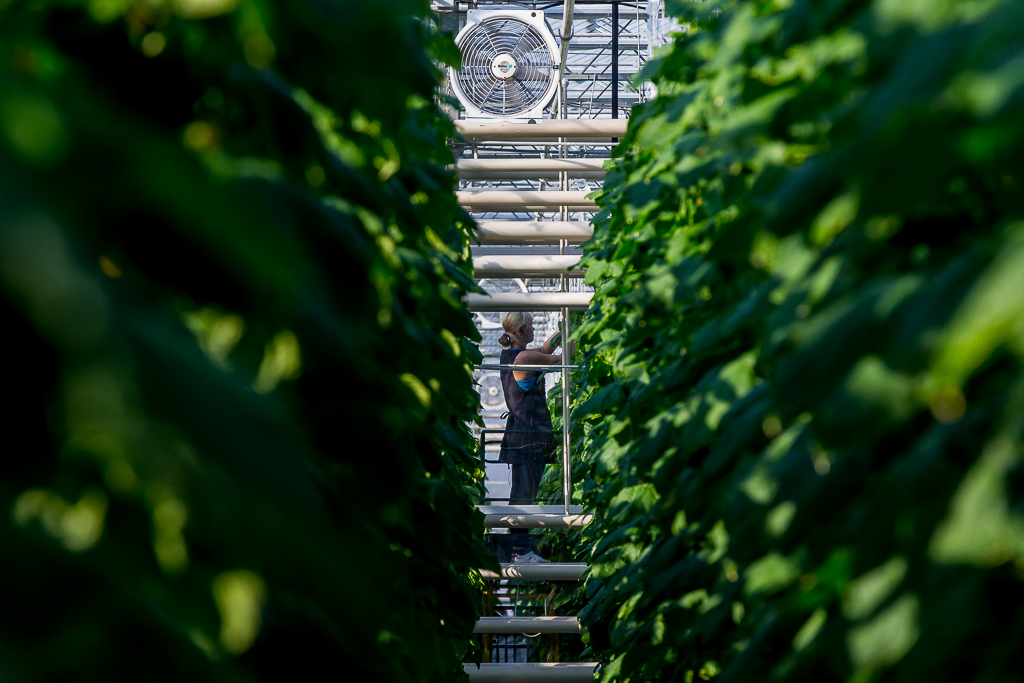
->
[0, 0, 491, 680]
[570, 0, 1024, 680]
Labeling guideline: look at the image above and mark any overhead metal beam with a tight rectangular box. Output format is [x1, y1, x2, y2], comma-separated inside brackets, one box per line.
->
[454, 119, 628, 139]
[477, 563, 588, 581]
[464, 663, 597, 682]
[466, 292, 593, 312]
[475, 221, 594, 245]
[474, 617, 586, 634]
[457, 191, 595, 208]
[473, 255, 584, 278]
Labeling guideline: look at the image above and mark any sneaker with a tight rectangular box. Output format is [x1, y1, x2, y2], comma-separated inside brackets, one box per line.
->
[512, 551, 549, 564]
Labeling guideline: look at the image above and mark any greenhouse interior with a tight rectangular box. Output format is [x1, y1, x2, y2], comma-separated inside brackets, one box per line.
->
[2, 0, 1024, 681]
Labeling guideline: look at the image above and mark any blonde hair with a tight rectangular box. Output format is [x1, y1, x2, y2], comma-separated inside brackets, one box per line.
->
[498, 311, 533, 347]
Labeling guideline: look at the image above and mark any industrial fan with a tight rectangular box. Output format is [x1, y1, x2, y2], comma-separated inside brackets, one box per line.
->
[450, 9, 560, 120]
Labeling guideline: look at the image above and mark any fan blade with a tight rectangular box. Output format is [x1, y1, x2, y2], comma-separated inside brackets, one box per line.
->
[480, 21, 502, 57]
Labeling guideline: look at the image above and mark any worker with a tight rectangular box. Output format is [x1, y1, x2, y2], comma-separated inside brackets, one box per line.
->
[497, 311, 574, 505]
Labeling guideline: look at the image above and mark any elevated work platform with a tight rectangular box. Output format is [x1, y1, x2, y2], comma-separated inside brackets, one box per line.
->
[479, 505, 593, 529]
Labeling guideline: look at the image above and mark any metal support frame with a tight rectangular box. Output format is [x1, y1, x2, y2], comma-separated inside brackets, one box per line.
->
[452, 1, 639, 674]
[561, 306, 571, 513]
[612, 1, 619, 122]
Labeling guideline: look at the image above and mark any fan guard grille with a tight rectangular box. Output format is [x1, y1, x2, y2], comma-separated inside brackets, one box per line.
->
[455, 17, 555, 117]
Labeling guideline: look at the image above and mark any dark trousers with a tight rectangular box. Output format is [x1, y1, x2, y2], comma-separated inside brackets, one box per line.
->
[509, 459, 546, 505]
[509, 459, 546, 545]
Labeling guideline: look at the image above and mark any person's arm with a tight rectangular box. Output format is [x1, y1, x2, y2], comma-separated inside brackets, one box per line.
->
[512, 340, 576, 381]
[536, 331, 559, 355]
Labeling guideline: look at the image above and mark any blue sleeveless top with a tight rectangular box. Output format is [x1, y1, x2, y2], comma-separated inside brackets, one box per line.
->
[510, 349, 537, 391]
[499, 347, 554, 465]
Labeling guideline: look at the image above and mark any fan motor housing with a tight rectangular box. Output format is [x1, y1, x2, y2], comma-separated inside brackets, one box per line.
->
[450, 10, 560, 121]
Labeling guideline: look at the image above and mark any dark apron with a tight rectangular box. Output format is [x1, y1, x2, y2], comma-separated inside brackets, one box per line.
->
[499, 348, 555, 465]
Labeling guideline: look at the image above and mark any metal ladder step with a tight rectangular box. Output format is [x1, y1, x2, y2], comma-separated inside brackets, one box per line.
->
[478, 563, 588, 581]
[464, 663, 597, 682]
[475, 221, 593, 245]
[473, 255, 584, 278]
[474, 617, 586, 634]
[466, 292, 593, 312]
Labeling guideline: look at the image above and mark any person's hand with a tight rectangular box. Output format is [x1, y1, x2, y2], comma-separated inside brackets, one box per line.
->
[566, 339, 576, 357]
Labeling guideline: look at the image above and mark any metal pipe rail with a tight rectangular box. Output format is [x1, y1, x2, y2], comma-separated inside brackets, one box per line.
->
[483, 514, 592, 529]
[474, 617, 585, 634]
[456, 139, 616, 146]
[455, 119, 628, 139]
[477, 563, 588, 581]
[466, 292, 593, 312]
[466, 206, 597, 213]
[475, 364, 581, 371]
[555, 0, 575, 120]
[475, 221, 593, 245]
[478, 505, 593, 529]
[459, 171, 605, 181]
[457, 191, 595, 208]
[464, 663, 597, 682]
[457, 158, 607, 173]
[473, 255, 584, 278]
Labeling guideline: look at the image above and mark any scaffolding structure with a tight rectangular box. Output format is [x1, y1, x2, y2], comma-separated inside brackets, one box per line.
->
[434, 2, 676, 678]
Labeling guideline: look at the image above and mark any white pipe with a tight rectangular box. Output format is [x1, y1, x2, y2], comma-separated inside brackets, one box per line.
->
[457, 158, 606, 172]
[478, 505, 584, 514]
[465, 206, 596, 213]
[475, 221, 593, 245]
[482, 513, 592, 529]
[554, 0, 576, 120]
[460, 172, 605, 181]
[466, 292, 593, 312]
[474, 617, 586, 634]
[454, 119, 628, 139]
[473, 255, 583, 278]
[464, 663, 597, 682]
[457, 191, 595, 207]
